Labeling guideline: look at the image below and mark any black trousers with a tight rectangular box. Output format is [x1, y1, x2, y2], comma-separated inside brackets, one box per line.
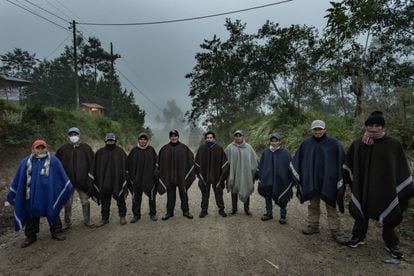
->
[231, 193, 250, 212]
[166, 185, 189, 214]
[201, 183, 225, 211]
[101, 193, 127, 220]
[352, 217, 399, 247]
[132, 185, 157, 216]
[25, 216, 62, 238]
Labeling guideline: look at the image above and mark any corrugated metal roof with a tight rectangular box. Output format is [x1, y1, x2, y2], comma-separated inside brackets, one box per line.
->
[81, 102, 104, 109]
[0, 74, 33, 85]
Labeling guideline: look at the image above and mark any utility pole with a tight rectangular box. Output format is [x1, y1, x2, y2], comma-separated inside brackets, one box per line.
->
[110, 42, 114, 73]
[110, 42, 114, 111]
[72, 20, 80, 109]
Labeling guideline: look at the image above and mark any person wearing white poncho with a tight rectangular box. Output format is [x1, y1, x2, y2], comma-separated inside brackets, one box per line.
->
[224, 130, 258, 216]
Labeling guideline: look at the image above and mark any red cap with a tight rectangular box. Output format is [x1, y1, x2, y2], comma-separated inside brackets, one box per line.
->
[32, 140, 47, 149]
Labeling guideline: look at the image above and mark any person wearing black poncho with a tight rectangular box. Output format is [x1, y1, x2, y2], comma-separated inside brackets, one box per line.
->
[56, 127, 95, 229]
[291, 120, 346, 244]
[343, 111, 414, 259]
[127, 132, 158, 222]
[89, 133, 128, 227]
[158, 130, 195, 220]
[194, 131, 229, 218]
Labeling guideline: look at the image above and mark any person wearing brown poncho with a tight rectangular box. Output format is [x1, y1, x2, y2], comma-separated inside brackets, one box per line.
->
[194, 131, 229, 218]
[158, 130, 195, 220]
[127, 132, 158, 223]
[343, 111, 414, 259]
[89, 133, 129, 227]
[56, 127, 95, 229]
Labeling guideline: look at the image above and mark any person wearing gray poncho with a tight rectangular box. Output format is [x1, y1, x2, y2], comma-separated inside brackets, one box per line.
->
[225, 130, 258, 216]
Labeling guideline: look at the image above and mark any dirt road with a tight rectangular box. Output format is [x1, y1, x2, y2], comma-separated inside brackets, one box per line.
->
[0, 185, 413, 275]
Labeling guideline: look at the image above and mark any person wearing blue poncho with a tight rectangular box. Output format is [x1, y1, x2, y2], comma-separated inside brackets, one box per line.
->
[7, 140, 73, 248]
[291, 120, 346, 244]
[258, 133, 293, 224]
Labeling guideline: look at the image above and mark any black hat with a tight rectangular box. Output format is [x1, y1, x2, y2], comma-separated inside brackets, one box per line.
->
[138, 132, 149, 139]
[269, 132, 281, 140]
[204, 131, 216, 139]
[365, 111, 385, 127]
[105, 133, 116, 142]
[169, 129, 179, 137]
[233, 130, 244, 136]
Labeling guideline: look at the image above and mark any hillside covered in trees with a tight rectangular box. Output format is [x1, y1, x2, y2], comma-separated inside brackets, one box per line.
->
[1, 36, 146, 149]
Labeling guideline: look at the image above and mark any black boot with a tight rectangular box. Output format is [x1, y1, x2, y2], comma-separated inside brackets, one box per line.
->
[21, 236, 37, 248]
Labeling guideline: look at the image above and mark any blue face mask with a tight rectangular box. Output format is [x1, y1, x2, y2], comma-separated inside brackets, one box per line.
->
[205, 140, 216, 148]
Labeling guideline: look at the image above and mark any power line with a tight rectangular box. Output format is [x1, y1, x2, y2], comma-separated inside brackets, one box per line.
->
[45, 0, 99, 39]
[116, 69, 164, 112]
[42, 0, 165, 115]
[41, 2, 164, 115]
[77, 0, 293, 26]
[6, 0, 70, 32]
[45, 34, 71, 59]
[21, 0, 69, 23]
[44, 0, 72, 20]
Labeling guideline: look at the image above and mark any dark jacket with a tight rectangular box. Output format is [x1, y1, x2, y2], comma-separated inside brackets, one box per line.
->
[258, 147, 293, 207]
[157, 142, 195, 194]
[89, 145, 128, 201]
[127, 145, 158, 197]
[194, 142, 229, 192]
[56, 142, 94, 193]
[292, 135, 345, 212]
[344, 135, 414, 227]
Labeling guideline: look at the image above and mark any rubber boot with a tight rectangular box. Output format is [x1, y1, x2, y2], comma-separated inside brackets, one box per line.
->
[62, 205, 72, 230]
[82, 203, 95, 227]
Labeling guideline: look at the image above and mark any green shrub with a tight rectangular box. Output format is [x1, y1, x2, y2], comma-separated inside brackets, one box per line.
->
[0, 102, 146, 150]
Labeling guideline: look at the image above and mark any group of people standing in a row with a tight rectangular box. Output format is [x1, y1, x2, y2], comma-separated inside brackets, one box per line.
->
[7, 111, 413, 260]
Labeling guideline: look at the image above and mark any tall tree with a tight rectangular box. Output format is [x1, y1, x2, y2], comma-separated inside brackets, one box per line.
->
[0, 48, 38, 79]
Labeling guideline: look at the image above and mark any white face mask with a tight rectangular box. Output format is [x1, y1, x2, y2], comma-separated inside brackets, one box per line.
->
[36, 153, 48, 158]
[69, 136, 80, 143]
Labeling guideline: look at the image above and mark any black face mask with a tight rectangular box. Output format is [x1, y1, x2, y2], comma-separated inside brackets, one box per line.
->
[105, 143, 116, 150]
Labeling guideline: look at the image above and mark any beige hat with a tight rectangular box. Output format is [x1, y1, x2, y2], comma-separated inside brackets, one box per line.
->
[310, 120, 326, 130]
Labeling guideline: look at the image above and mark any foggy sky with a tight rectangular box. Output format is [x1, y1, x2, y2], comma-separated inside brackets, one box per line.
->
[0, 0, 332, 127]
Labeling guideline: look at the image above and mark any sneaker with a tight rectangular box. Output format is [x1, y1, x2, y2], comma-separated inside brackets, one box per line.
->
[279, 217, 287, 225]
[261, 214, 273, 221]
[332, 232, 347, 245]
[199, 210, 208, 218]
[302, 225, 320, 235]
[130, 215, 141, 223]
[385, 245, 404, 259]
[96, 219, 109, 228]
[183, 212, 194, 219]
[218, 209, 227, 217]
[51, 232, 66, 241]
[150, 214, 158, 221]
[229, 210, 237, 216]
[120, 217, 127, 225]
[344, 236, 365, 248]
[20, 236, 37, 248]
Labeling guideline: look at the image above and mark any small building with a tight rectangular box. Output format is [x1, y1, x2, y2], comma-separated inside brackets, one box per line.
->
[0, 75, 33, 103]
[80, 102, 104, 116]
